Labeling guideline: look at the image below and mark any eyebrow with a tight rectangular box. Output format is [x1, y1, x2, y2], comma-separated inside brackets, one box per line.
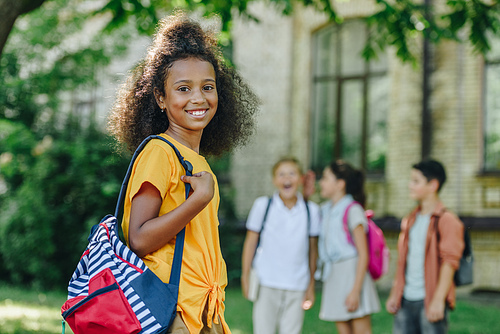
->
[173, 78, 216, 85]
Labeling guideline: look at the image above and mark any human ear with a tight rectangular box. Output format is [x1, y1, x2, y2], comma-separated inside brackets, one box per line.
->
[153, 88, 165, 110]
[429, 179, 440, 193]
[337, 178, 346, 191]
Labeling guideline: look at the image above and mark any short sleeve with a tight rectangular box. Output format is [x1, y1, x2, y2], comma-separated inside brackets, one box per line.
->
[129, 143, 173, 201]
[348, 203, 368, 232]
[307, 201, 321, 237]
[246, 196, 271, 233]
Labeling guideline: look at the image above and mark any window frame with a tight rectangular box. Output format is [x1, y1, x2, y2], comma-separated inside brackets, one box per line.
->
[310, 21, 388, 175]
[482, 55, 500, 173]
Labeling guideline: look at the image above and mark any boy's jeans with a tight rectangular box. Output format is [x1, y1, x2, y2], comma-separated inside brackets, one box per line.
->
[393, 298, 448, 334]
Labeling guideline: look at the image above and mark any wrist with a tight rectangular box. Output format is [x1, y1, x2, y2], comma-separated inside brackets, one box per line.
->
[190, 191, 212, 208]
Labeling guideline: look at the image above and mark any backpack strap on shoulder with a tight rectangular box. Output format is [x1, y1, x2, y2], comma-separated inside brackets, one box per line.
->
[114, 134, 192, 286]
[260, 196, 273, 234]
[254, 196, 272, 256]
[304, 198, 311, 235]
[343, 201, 359, 245]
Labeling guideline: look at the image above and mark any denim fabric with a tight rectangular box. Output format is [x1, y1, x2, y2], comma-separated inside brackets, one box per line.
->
[393, 299, 448, 334]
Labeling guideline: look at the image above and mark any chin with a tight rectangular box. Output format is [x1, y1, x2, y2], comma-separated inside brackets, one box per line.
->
[280, 189, 297, 198]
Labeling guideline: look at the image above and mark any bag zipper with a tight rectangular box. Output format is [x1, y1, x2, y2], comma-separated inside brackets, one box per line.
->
[62, 282, 120, 319]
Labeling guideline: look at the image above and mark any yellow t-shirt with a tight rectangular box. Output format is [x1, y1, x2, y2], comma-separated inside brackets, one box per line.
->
[122, 134, 230, 333]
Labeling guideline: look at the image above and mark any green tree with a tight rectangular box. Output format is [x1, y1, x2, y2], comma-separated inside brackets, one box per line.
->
[0, 120, 130, 288]
[0, 0, 238, 289]
[0, 0, 133, 288]
[1, 0, 500, 62]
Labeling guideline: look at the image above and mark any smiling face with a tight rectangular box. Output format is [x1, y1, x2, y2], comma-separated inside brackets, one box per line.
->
[155, 57, 218, 136]
[273, 161, 302, 202]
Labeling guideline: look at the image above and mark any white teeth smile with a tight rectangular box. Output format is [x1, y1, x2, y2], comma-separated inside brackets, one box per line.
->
[189, 110, 206, 116]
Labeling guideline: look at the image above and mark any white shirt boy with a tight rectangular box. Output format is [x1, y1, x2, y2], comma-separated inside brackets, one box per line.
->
[246, 192, 321, 291]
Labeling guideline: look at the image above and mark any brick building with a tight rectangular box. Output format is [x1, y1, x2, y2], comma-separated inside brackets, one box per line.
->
[229, 0, 500, 290]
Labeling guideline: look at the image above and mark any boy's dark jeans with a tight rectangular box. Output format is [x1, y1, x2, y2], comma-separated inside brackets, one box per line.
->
[393, 298, 448, 334]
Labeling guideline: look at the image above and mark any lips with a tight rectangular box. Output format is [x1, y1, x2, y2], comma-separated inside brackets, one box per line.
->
[186, 109, 208, 117]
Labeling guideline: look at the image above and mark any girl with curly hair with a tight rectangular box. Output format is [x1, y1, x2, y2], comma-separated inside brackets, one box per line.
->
[108, 12, 258, 334]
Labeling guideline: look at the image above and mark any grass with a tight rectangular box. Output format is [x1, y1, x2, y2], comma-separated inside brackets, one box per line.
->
[224, 288, 500, 334]
[0, 283, 499, 333]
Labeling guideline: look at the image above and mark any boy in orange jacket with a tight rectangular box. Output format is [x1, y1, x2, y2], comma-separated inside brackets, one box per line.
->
[386, 159, 464, 334]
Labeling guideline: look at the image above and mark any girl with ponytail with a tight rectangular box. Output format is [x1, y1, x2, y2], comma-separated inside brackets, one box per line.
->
[318, 160, 380, 334]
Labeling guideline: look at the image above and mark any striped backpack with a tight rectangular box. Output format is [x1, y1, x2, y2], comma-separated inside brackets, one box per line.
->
[61, 135, 192, 334]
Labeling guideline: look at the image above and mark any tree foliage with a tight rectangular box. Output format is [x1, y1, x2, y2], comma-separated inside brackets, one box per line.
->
[0, 120, 130, 288]
[2, 0, 500, 63]
[363, 0, 500, 63]
[86, 0, 500, 62]
[0, 0, 133, 288]
[0, 0, 239, 289]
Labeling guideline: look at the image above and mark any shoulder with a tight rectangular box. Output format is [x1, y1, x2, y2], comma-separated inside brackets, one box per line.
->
[256, 195, 272, 205]
[439, 210, 464, 230]
[251, 196, 272, 211]
[401, 207, 419, 229]
[151, 138, 181, 155]
[133, 140, 176, 173]
[305, 200, 320, 211]
[247, 196, 272, 230]
[347, 202, 367, 228]
[305, 200, 321, 222]
[141, 139, 177, 161]
[348, 202, 365, 215]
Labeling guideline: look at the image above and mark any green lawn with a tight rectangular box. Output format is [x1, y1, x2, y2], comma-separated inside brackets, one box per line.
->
[224, 288, 500, 334]
[0, 283, 499, 333]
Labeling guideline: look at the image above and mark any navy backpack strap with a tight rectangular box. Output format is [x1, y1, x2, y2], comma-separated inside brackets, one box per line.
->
[259, 197, 273, 234]
[254, 197, 272, 255]
[304, 198, 310, 236]
[114, 134, 193, 286]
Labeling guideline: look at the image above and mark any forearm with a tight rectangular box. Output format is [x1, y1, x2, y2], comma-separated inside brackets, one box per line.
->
[241, 231, 259, 277]
[432, 262, 455, 303]
[308, 237, 318, 285]
[352, 250, 368, 293]
[352, 226, 369, 293]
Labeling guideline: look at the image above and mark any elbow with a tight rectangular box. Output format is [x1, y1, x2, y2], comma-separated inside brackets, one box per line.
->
[129, 235, 148, 258]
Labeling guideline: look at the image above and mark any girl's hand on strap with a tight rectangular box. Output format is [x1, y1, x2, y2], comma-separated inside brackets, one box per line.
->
[181, 171, 215, 206]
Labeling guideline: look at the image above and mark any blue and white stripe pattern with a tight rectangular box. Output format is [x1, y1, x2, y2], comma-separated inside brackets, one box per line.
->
[66, 215, 165, 334]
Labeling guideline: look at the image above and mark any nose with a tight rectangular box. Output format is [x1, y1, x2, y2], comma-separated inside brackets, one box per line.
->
[191, 88, 206, 104]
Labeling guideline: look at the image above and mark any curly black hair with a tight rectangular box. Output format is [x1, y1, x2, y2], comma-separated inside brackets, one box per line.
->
[108, 12, 259, 156]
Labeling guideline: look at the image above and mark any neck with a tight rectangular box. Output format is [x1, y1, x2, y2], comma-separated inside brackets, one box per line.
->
[280, 194, 297, 209]
[331, 192, 346, 205]
[419, 194, 440, 215]
[165, 127, 202, 153]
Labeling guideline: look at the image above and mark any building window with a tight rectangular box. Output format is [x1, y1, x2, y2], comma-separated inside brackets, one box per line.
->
[310, 20, 389, 174]
[484, 39, 500, 172]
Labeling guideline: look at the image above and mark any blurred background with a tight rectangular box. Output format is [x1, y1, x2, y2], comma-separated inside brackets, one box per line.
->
[1, 0, 499, 333]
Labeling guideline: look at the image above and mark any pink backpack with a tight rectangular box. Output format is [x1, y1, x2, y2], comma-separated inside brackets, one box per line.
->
[343, 202, 389, 280]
